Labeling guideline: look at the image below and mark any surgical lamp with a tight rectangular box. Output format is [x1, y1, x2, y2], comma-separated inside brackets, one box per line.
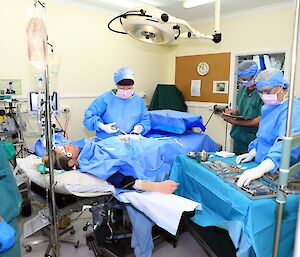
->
[108, 0, 221, 45]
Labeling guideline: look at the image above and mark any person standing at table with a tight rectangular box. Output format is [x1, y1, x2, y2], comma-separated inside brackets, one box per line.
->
[236, 69, 300, 187]
[83, 67, 151, 140]
[222, 60, 264, 155]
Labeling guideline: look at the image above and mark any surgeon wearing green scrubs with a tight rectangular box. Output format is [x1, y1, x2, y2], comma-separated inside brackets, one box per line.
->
[0, 144, 22, 257]
[222, 60, 264, 155]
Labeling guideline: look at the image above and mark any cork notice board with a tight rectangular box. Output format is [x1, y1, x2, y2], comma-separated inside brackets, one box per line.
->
[175, 52, 231, 103]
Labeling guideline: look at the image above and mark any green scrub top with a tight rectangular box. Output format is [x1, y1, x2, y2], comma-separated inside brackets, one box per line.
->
[230, 85, 264, 155]
[0, 144, 22, 257]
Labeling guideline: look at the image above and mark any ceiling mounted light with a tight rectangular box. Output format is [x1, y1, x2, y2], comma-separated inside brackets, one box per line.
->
[108, 0, 221, 45]
[183, 0, 215, 9]
[122, 19, 175, 44]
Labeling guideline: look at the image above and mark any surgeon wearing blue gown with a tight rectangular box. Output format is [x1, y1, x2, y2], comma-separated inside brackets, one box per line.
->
[83, 67, 151, 140]
[236, 69, 300, 187]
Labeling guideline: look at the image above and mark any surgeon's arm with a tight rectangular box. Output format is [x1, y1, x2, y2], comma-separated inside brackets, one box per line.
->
[137, 101, 151, 135]
[83, 96, 107, 132]
[248, 138, 258, 153]
[222, 115, 260, 127]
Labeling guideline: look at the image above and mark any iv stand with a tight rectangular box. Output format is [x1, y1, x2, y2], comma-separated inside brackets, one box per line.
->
[44, 61, 60, 257]
[33, 1, 60, 256]
[272, 0, 300, 256]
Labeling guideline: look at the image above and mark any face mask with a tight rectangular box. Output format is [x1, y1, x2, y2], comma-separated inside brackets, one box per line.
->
[239, 80, 255, 87]
[260, 89, 281, 106]
[116, 89, 134, 99]
[244, 81, 256, 88]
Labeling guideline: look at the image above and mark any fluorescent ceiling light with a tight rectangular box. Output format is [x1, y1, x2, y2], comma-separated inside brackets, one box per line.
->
[98, 0, 142, 9]
[183, 0, 215, 9]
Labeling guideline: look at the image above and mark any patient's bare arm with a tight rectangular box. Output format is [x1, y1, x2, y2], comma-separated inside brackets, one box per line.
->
[133, 180, 178, 194]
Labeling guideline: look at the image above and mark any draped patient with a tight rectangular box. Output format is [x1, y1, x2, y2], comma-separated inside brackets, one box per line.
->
[43, 137, 178, 194]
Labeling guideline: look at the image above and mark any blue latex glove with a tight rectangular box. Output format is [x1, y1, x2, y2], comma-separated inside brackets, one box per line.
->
[0, 219, 15, 253]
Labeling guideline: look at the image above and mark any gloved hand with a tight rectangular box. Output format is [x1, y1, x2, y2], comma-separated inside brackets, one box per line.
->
[132, 124, 143, 134]
[98, 122, 119, 134]
[237, 159, 276, 187]
[0, 218, 16, 253]
[236, 148, 256, 164]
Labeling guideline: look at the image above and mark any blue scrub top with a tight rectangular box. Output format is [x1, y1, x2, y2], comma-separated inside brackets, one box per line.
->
[83, 90, 151, 140]
[249, 97, 300, 171]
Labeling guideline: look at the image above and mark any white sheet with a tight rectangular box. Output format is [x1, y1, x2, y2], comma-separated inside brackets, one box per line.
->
[17, 155, 114, 196]
[118, 191, 201, 235]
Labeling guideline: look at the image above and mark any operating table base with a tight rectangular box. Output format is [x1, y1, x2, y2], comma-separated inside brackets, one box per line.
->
[86, 211, 196, 257]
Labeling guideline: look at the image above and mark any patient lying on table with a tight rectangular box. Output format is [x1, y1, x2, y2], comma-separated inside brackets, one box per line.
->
[43, 135, 178, 194]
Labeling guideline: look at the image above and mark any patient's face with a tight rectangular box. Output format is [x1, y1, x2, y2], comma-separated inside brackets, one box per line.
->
[54, 144, 80, 160]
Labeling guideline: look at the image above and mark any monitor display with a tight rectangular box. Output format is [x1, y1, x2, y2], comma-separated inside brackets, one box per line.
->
[28, 91, 59, 115]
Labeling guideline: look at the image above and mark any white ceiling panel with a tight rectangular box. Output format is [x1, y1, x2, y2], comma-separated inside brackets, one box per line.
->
[53, 0, 294, 21]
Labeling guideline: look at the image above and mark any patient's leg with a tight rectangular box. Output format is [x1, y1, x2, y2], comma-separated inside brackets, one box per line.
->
[133, 180, 178, 194]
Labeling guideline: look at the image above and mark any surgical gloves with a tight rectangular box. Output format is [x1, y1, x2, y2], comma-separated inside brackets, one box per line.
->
[236, 148, 256, 164]
[0, 219, 15, 253]
[132, 124, 143, 134]
[237, 159, 275, 187]
[98, 122, 119, 134]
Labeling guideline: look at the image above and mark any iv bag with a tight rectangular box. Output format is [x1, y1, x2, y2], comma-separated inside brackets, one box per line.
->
[26, 5, 47, 70]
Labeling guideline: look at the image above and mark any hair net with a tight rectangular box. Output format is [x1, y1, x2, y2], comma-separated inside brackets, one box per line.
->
[237, 60, 259, 77]
[114, 67, 134, 85]
[255, 69, 288, 92]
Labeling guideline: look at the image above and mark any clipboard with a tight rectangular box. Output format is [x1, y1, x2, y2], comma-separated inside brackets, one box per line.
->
[222, 113, 251, 120]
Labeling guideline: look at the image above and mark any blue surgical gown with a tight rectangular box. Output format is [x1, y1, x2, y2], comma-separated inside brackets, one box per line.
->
[248, 97, 300, 171]
[83, 91, 151, 140]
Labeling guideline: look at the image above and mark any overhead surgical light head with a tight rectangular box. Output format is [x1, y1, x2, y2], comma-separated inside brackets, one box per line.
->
[108, 1, 221, 45]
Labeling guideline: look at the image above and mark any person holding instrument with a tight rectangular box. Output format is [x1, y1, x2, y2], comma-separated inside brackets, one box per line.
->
[222, 60, 264, 155]
[236, 69, 300, 187]
[83, 67, 151, 140]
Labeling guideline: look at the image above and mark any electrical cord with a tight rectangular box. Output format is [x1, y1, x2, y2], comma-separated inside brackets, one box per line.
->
[204, 110, 215, 127]
[70, 208, 87, 223]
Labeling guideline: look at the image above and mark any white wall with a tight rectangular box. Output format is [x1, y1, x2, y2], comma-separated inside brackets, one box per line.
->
[0, 0, 171, 144]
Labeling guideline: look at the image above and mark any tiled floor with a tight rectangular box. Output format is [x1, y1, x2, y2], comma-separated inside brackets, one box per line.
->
[19, 192, 209, 257]
[20, 213, 209, 257]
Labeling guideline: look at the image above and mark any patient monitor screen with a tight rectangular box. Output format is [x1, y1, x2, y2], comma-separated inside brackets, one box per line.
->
[28, 91, 59, 115]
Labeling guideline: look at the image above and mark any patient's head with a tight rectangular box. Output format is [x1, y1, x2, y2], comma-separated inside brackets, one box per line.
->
[43, 144, 80, 171]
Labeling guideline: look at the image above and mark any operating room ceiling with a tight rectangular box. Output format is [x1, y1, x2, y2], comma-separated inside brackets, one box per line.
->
[54, 0, 294, 22]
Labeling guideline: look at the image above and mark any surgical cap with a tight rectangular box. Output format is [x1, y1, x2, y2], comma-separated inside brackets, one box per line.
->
[113, 67, 134, 86]
[255, 69, 288, 92]
[237, 60, 259, 77]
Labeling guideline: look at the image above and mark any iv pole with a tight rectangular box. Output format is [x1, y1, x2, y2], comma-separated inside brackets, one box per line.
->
[32, 1, 60, 256]
[272, 0, 300, 256]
